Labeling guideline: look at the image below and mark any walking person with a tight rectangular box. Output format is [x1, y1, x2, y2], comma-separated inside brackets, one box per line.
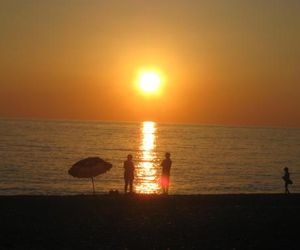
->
[161, 152, 172, 194]
[282, 167, 293, 194]
[124, 154, 135, 193]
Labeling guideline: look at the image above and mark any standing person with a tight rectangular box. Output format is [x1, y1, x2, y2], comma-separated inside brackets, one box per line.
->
[282, 167, 293, 194]
[124, 154, 135, 193]
[161, 152, 172, 194]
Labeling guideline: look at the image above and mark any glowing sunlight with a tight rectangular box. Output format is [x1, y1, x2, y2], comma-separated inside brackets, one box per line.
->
[136, 69, 163, 94]
[135, 121, 160, 193]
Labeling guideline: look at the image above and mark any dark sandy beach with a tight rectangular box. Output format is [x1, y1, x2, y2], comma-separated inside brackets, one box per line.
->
[1, 194, 299, 249]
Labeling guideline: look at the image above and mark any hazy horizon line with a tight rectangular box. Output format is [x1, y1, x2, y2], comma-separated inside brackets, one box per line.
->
[1, 115, 300, 130]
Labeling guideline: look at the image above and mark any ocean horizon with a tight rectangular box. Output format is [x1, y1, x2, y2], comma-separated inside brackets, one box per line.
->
[1, 118, 299, 195]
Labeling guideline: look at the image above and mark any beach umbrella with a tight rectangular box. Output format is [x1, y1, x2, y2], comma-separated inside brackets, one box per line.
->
[69, 157, 112, 194]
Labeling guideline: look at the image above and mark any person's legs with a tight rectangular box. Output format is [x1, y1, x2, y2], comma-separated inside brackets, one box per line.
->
[129, 179, 133, 193]
[285, 182, 289, 194]
[165, 176, 169, 194]
[125, 179, 129, 193]
[161, 176, 168, 194]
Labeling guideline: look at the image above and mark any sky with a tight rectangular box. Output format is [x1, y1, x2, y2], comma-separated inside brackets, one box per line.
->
[0, 0, 300, 127]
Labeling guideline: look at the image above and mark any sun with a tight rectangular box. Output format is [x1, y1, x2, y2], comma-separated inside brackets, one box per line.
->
[138, 71, 161, 94]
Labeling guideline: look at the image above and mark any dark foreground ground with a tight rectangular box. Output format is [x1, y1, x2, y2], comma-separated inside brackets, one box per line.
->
[0, 194, 299, 249]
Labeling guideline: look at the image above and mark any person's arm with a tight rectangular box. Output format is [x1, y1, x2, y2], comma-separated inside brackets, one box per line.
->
[168, 161, 172, 172]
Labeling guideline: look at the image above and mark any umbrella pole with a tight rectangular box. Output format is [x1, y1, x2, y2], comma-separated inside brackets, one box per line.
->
[91, 177, 95, 195]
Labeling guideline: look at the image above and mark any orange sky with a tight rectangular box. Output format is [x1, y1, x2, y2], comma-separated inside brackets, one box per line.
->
[0, 1, 300, 127]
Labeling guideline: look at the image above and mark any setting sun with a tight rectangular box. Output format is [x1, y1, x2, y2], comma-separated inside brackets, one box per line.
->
[138, 71, 161, 94]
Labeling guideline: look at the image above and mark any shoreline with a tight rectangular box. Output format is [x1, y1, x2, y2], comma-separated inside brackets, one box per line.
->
[0, 192, 299, 201]
[0, 192, 297, 197]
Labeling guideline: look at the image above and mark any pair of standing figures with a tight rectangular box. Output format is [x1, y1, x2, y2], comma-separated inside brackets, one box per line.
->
[123, 152, 172, 194]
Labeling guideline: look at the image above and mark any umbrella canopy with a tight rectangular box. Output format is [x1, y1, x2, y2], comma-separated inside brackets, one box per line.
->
[69, 157, 112, 194]
[69, 157, 112, 178]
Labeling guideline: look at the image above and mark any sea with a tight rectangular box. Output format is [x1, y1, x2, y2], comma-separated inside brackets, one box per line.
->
[1, 118, 300, 195]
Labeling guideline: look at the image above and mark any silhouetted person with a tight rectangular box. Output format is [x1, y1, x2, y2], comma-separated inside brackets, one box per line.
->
[282, 167, 293, 194]
[124, 154, 135, 193]
[161, 152, 172, 194]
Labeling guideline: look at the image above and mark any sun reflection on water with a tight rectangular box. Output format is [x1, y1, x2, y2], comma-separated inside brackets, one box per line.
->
[135, 121, 160, 193]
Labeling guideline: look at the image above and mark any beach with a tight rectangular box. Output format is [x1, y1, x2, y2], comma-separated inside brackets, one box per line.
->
[1, 194, 299, 249]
